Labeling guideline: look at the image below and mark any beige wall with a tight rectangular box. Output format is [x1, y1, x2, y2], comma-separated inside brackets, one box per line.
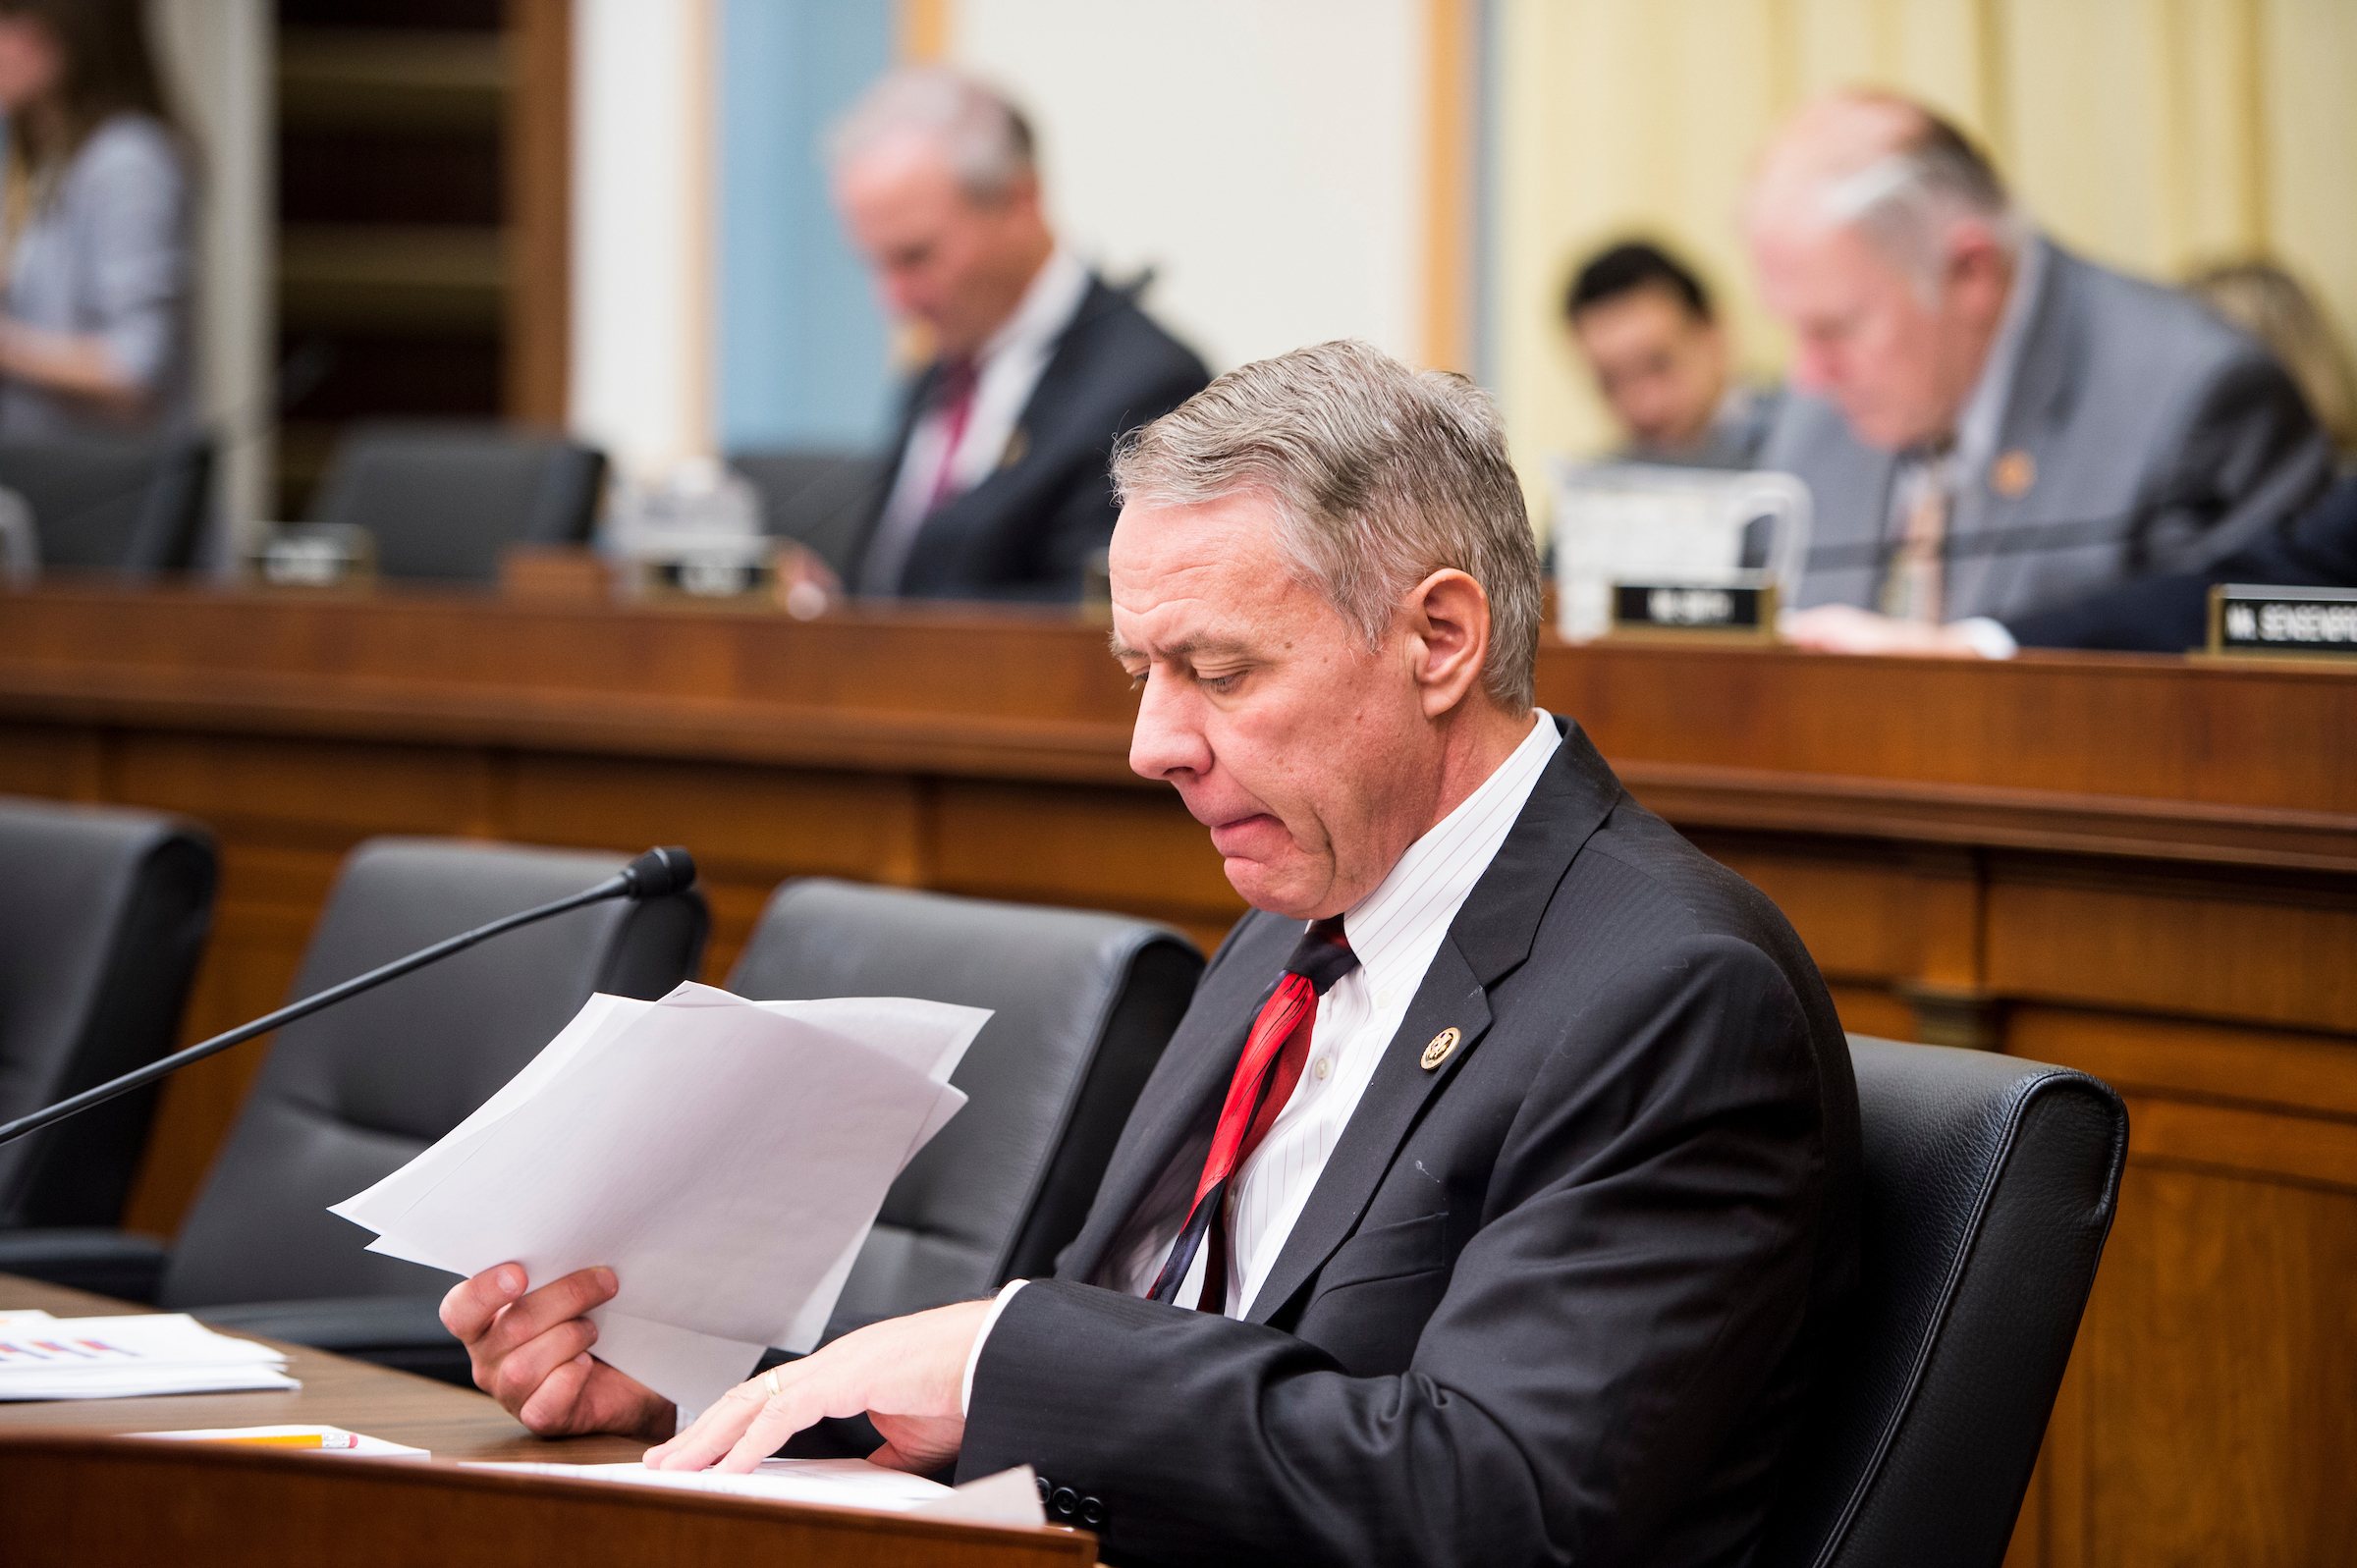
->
[1492, 0, 2357, 513]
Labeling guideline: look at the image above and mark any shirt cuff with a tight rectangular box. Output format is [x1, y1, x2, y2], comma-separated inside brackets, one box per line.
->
[960, 1279, 1028, 1418]
[1954, 616, 2020, 660]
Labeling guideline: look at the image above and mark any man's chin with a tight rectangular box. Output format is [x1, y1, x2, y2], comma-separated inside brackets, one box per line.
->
[1224, 857, 1338, 921]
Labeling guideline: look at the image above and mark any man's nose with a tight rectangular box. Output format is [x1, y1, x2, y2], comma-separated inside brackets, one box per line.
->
[1128, 676, 1213, 783]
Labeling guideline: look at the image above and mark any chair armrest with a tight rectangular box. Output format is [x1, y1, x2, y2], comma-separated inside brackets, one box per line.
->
[0, 1228, 171, 1303]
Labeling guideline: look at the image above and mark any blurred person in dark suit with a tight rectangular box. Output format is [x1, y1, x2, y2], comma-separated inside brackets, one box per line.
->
[1751, 91, 2331, 660]
[0, 0, 191, 439]
[1563, 240, 1779, 469]
[814, 69, 1209, 602]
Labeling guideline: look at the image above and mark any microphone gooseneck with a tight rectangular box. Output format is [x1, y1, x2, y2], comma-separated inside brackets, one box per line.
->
[0, 845, 699, 1152]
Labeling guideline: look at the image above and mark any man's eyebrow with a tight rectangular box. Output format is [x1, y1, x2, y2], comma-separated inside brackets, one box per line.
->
[1105, 633, 1253, 664]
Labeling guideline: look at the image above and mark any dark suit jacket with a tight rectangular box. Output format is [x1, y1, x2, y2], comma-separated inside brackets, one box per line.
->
[2003, 473, 2357, 652]
[1767, 239, 2333, 622]
[856, 277, 1209, 601]
[959, 720, 1862, 1568]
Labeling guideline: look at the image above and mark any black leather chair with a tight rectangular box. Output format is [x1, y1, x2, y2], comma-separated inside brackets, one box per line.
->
[0, 838, 705, 1382]
[727, 448, 880, 582]
[310, 422, 606, 582]
[0, 799, 215, 1259]
[729, 879, 1202, 1349]
[0, 435, 213, 573]
[1758, 1038, 2128, 1568]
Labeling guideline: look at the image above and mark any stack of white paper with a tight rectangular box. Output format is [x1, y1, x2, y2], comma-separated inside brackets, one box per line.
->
[0, 1313, 297, 1400]
[332, 983, 986, 1419]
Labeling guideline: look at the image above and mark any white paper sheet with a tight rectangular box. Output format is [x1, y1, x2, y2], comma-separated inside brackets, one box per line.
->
[130, 1424, 428, 1458]
[0, 1314, 297, 1401]
[466, 1456, 954, 1511]
[330, 983, 986, 1418]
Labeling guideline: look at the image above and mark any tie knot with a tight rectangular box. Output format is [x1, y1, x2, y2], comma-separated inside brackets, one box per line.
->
[932, 354, 979, 406]
[1285, 915, 1358, 996]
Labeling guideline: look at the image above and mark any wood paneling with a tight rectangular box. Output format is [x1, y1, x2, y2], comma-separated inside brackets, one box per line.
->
[2, 581, 2352, 1565]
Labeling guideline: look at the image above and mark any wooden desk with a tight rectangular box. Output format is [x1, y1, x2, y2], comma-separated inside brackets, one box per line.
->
[2, 580, 2351, 1566]
[0, 1274, 1089, 1566]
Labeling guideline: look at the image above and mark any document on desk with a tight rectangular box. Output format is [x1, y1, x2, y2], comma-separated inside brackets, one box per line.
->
[0, 1314, 297, 1400]
[330, 983, 986, 1419]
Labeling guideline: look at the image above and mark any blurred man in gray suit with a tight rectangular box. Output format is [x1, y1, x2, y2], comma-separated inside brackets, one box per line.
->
[1748, 91, 2331, 657]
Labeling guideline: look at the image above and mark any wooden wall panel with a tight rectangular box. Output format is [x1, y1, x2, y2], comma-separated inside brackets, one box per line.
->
[1988, 868, 2357, 1035]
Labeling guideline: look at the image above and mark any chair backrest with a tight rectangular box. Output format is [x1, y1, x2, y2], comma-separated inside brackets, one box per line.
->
[727, 449, 881, 581]
[0, 435, 213, 572]
[159, 838, 706, 1309]
[309, 422, 606, 582]
[0, 798, 215, 1229]
[725, 879, 1202, 1338]
[1757, 1038, 2128, 1568]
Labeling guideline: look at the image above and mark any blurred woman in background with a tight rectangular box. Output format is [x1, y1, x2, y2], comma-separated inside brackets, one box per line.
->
[2186, 260, 2357, 468]
[0, 0, 190, 438]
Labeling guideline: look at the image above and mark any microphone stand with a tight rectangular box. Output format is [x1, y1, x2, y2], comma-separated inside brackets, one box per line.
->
[0, 845, 696, 1152]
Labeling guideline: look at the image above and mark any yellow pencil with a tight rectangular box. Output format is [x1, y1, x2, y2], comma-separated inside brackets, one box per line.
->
[200, 1432, 355, 1448]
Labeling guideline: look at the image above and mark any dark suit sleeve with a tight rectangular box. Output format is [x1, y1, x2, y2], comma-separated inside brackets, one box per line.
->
[960, 934, 1835, 1568]
[1003, 354, 1213, 602]
[2007, 473, 2357, 651]
[2134, 348, 2333, 574]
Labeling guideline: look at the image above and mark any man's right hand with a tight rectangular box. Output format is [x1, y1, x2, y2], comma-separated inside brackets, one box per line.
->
[439, 1264, 677, 1442]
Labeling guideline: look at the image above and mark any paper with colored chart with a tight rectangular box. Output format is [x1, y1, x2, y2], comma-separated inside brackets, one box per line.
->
[331, 983, 983, 1420]
[0, 1313, 297, 1400]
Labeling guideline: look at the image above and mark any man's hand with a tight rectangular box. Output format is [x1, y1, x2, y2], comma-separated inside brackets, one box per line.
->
[1781, 604, 1987, 657]
[439, 1264, 676, 1442]
[643, 1298, 993, 1476]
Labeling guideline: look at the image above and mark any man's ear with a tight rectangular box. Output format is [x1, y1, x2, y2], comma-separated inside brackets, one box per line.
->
[1404, 568, 1493, 719]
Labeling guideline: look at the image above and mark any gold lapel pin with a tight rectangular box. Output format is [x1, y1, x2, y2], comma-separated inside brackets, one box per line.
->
[1992, 449, 2036, 499]
[999, 427, 1029, 470]
[1421, 1027, 1461, 1070]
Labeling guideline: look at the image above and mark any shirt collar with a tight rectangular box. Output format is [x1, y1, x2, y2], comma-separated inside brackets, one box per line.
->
[1951, 233, 2048, 470]
[977, 245, 1091, 366]
[1340, 710, 1563, 996]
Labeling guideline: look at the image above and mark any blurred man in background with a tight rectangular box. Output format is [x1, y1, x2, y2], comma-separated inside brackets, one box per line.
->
[1749, 90, 2331, 657]
[1563, 241, 1778, 469]
[823, 69, 1209, 602]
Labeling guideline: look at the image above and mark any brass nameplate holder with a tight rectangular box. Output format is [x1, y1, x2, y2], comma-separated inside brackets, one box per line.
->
[2205, 583, 2357, 664]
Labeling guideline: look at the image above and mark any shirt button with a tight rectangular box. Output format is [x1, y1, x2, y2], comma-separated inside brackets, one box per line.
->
[1313, 1057, 1331, 1081]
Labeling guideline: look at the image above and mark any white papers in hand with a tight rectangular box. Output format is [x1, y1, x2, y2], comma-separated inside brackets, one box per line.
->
[0, 1314, 297, 1401]
[330, 983, 985, 1418]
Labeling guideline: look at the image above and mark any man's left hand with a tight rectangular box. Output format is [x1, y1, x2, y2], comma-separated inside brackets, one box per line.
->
[643, 1298, 994, 1475]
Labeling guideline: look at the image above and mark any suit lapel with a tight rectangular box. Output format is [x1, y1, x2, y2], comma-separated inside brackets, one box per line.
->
[1950, 239, 2084, 616]
[1242, 721, 1623, 1325]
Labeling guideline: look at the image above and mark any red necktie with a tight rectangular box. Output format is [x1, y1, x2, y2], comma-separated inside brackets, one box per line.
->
[1149, 917, 1359, 1314]
[921, 355, 980, 516]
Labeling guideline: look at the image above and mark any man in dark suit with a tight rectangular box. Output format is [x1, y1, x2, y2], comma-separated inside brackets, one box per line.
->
[1751, 92, 2331, 659]
[820, 69, 1208, 602]
[445, 343, 1861, 1567]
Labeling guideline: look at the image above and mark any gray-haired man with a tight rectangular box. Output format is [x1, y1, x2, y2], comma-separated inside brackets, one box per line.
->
[1751, 90, 2330, 657]
[446, 343, 1861, 1566]
[818, 67, 1208, 603]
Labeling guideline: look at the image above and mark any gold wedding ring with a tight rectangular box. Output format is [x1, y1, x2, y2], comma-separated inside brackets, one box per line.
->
[764, 1368, 782, 1398]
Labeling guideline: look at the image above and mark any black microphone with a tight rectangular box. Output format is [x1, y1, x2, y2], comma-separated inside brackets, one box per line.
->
[0, 845, 697, 1152]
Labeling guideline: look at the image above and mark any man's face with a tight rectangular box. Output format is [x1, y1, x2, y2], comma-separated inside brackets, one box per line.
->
[1111, 496, 1446, 920]
[1569, 286, 1728, 452]
[1749, 217, 1997, 452]
[832, 134, 1043, 359]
